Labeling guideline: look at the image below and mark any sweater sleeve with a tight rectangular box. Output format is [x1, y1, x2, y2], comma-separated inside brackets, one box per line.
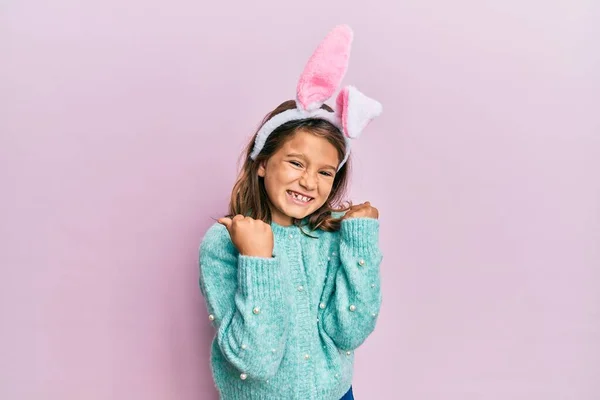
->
[198, 223, 290, 380]
[321, 217, 383, 351]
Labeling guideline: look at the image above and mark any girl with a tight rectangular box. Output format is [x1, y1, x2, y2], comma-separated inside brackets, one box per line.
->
[199, 25, 383, 400]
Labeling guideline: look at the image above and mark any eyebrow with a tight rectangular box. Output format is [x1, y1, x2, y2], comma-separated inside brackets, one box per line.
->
[286, 153, 337, 171]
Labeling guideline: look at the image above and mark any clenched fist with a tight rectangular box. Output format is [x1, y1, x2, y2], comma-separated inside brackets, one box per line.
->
[218, 215, 274, 258]
[343, 201, 379, 220]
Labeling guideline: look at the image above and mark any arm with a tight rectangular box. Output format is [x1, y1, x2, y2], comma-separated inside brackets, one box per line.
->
[199, 224, 290, 380]
[321, 217, 383, 351]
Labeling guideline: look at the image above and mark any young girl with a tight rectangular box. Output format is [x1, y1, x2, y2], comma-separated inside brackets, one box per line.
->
[199, 25, 383, 400]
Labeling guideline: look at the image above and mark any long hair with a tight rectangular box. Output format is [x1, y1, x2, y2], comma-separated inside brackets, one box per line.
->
[228, 100, 351, 232]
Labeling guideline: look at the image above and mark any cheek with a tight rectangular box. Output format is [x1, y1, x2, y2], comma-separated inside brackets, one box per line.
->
[266, 165, 299, 190]
[318, 179, 335, 197]
[281, 168, 303, 184]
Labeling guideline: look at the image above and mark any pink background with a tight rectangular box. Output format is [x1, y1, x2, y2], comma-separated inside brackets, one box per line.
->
[1, 1, 599, 399]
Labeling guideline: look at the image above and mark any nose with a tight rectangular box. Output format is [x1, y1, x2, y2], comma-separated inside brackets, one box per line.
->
[299, 171, 317, 191]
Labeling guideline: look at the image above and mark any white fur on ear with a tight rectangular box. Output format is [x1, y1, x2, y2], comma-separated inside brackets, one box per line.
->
[339, 86, 383, 139]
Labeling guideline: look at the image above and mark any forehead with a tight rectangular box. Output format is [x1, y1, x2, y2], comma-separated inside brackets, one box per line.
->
[278, 130, 340, 163]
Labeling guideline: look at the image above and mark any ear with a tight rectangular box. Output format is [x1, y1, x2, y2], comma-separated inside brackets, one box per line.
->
[336, 86, 382, 139]
[296, 25, 353, 111]
[257, 161, 267, 177]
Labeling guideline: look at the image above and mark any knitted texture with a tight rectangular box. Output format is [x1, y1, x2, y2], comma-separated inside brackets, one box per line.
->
[199, 217, 383, 400]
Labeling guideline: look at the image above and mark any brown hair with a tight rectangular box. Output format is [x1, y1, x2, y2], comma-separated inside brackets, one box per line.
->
[227, 100, 351, 232]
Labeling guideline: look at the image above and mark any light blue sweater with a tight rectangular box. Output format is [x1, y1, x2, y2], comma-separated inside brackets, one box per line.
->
[198, 217, 383, 400]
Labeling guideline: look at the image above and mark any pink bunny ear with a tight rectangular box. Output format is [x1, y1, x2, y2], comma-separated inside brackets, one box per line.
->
[336, 86, 383, 139]
[296, 25, 353, 111]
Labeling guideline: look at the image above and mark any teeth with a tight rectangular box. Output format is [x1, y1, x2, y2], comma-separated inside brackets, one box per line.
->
[289, 191, 311, 203]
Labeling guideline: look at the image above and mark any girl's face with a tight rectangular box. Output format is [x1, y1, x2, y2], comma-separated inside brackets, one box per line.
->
[258, 130, 340, 226]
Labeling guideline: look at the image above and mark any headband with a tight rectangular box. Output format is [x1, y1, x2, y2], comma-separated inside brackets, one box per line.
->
[249, 24, 383, 170]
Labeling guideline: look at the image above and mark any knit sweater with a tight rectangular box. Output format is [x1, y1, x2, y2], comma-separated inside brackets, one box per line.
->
[198, 217, 383, 400]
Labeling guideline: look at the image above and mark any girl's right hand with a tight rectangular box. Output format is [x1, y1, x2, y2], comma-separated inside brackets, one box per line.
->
[218, 215, 274, 258]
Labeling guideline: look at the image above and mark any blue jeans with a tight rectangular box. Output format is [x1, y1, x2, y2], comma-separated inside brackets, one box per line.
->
[340, 386, 354, 400]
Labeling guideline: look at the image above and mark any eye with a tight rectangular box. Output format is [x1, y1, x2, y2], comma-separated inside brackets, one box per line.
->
[289, 161, 303, 168]
[319, 171, 334, 177]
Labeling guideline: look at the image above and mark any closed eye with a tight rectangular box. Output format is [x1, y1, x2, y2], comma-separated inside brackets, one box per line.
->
[319, 171, 334, 177]
[289, 161, 303, 168]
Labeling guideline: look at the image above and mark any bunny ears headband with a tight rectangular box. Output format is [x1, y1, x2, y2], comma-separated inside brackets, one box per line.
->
[249, 24, 382, 170]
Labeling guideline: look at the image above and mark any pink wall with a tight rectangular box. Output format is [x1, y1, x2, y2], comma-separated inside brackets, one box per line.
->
[1, 1, 598, 399]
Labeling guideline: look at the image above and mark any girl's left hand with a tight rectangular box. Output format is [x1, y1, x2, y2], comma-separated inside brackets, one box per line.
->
[343, 201, 379, 220]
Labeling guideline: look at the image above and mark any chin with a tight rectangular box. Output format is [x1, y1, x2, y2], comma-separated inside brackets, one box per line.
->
[272, 190, 327, 222]
[281, 203, 324, 221]
[290, 210, 314, 220]
[277, 206, 307, 220]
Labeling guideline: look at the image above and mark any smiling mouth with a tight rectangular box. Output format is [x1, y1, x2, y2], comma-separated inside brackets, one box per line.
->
[286, 190, 314, 204]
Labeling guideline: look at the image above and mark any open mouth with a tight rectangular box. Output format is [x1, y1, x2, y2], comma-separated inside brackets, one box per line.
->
[286, 190, 314, 205]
